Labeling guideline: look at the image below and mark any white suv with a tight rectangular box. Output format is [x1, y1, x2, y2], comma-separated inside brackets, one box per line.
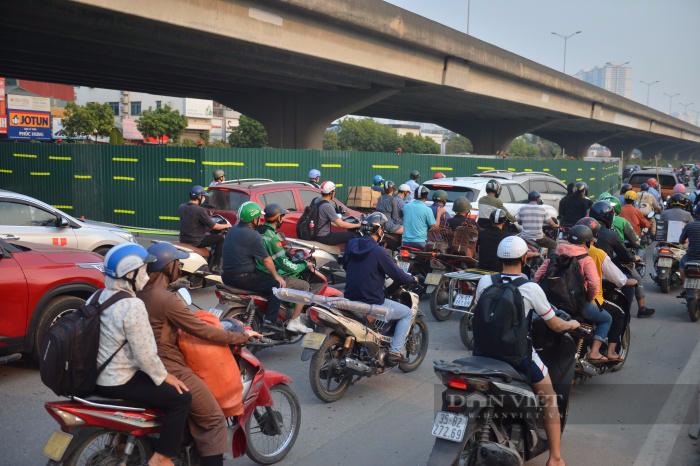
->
[475, 171, 568, 209]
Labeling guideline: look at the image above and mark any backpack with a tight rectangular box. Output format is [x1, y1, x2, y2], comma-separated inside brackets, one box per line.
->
[296, 199, 329, 240]
[39, 290, 131, 397]
[537, 253, 588, 319]
[472, 275, 531, 368]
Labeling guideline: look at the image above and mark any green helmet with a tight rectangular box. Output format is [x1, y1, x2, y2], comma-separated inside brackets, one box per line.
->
[432, 190, 448, 202]
[453, 197, 472, 213]
[598, 191, 611, 200]
[238, 201, 263, 223]
[606, 196, 621, 214]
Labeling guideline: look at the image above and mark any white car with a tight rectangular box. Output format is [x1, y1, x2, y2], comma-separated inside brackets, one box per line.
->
[0, 190, 135, 255]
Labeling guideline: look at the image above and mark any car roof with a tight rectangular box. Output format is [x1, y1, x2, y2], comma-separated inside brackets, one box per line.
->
[633, 169, 676, 175]
[213, 180, 318, 191]
[424, 176, 516, 188]
[472, 170, 562, 181]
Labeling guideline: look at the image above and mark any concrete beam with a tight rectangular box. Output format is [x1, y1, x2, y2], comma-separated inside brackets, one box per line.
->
[534, 131, 609, 159]
[677, 146, 700, 160]
[601, 139, 645, 160]
[436, 119, 556, 155]
[661, 144, 697, 161]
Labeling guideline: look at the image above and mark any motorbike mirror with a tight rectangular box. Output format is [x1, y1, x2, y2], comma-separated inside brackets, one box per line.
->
[177, 288, 193, 306]
[56, 217, 70, 228]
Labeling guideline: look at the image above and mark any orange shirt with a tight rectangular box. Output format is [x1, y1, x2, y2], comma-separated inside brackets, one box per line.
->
[619, 204, 650, 236]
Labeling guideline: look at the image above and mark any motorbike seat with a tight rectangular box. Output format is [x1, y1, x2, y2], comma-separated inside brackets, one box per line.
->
[77, 395, 150, 409]
[171, 242, 210, 258]
[296, 240, 341, 256]
[451, 356, 529, 383]
[216, 283, 263, 297]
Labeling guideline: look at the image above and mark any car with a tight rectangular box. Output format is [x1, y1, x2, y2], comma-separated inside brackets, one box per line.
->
[0, 191, 136, 255]
[207, 179, 361, 239]
[0, 235, 104, 364]
[622, 165, 641, 182]
[474, 171, 568, 209]
[628, 169, 682, 200]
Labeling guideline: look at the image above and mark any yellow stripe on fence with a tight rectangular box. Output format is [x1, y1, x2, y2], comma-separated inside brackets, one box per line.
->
[524, 169, 533, 172]
[113, 157, 138, 162]
[165, 158, 195, 163]
[159, 178, 192, 182]
[53, 205, 73, 210]
[372, 165, 399, 169]
[335, 184, 343, 187]
[590, 177, 595, 181]
[0, 169, 12, 173]
[49, 156, 71, 161]
[201, 161, 244, 166]
[591, 168, 596, 171]
[74, 175, 92, 179]
[114, 209, 135, 214]
[578, 168, 583, 171]
[543, 168, 550, 172]
[159, 216, 179, 221]
[266, 163, 299, 167]
[322, 164, 342, 168]
[114, 176, 135, 181]
[30, 172, 50, 176]
[561, 180, 566, 183]
[576, 178, 582, 181]
[430, 167, 453, 171]
[14, 153, 37, 158]
[561, 168, 567, 172]
[477, 166, 495, 170]
[508, 168, 516, 171]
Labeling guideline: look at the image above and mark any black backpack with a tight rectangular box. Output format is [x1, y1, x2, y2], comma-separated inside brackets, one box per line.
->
[537, 253, 588, 319]
[472, 275, 532, 368]
[39, 290, 130, 397]
[296, 199, 329, 240]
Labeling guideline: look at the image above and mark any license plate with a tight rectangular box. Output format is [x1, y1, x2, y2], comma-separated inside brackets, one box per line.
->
[685, 278, 700, 289]
[207, 308, 224, 318]
[301, 332, 326, 350]
[42, 431, 73, 461]
[399, 260, 411, 272]
[425, 272, 443, 286]
[453, 294, 473, 308]
[658, 258, 673, 268]
[432, 411, 468, 442]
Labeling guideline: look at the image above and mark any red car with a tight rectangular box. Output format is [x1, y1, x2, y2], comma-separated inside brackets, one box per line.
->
[207, 179, 361, 239]
[0, 236, 105, 364]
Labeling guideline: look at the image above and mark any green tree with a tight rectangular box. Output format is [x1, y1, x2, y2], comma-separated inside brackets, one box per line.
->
[507, 137, 539, 158]
[60, 102, 114, 141]
[400, 132, 440, 154]
[137, 105, 188, 144]
[331, 117, 401, 152]
[323, 128, 339, 150]
[445, 133, 473, 154]
[228, 115, 268, 148]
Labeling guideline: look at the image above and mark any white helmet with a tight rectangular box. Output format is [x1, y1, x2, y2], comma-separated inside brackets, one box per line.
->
[497, 236, 529, 259]
[320, 181, 336, 194]
[398, 183, 411, 193]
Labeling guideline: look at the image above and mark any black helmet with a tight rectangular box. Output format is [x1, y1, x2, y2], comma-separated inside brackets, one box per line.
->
[576, 217, 601, 239]
[620, 183, 632, 195]
[590, 201, 614, 228]
[489, 208, 508, 225]
[146, 242, 189, 274]
[410, 170, 420, 180]
[528, 190, 542, 204]
[264, 203, 288, 221]
[361, 212, 388, 236]
[568, 225, 594, 245]
[573, 182, 588, 197]
[213, 169, 225, 180]
[669, 192, 685, 208]
[453, 197, 472, 213]
[432, 190, 448, 202]
[415, 185, 430, 200]
[384, 180, 396, 194]
[640, 183, 649, 192]
[567, 183, 575, 195]
[189, 185, 209, 200]
[485, 179, 502, 197]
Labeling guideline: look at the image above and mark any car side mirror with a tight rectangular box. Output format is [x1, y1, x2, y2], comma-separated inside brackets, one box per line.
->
[57, 217, 70, 228]
[177, 288, 193, 306]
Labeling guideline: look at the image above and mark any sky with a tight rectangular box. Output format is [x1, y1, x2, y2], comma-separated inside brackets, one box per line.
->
[385, 0, 700, 122]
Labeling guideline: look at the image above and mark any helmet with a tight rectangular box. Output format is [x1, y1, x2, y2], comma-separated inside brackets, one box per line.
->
[598, 191, 611, 200]
[489, 208, 508, 225]
[576, 217, 601, 238]
[567, 183, 575, 195]
[264, 203, 288, 222]
[415, 185, 430, 199]
[640, 183, 649, 192]
[485, 179, 502, 197]
[620, 184, 632, 195]
[669, 193, 686, 207]
[568, 225, 594, 245]
[497, 236, 529, 259]
[146, 242, 189, 274]
[590, 201, 615, 228]
[189, 185, 209, 200]
[309, 169, 321, 179]
[238, 201, 263, 223]
[607, 196, 621, 214]
[373, 175, 384, 184]
[433, 172, 445, 179]
[573, 182, 588, 196]
[674, 183, 686, 194]
[453, 197, 472, 213]
[410, 170, 420, 180]
[695, 202, 700, 217]
[360, 212, 388, 236]
[624, 190, 638, 201]
[528, 190, 542, 203]
[398, 183, 411, 193]
[647, 178, 658, 187]
[104, 243, 156, 279]
[432, 190, 448, 202]
[213, 169, 225, 180]
[320, 181, 336, 194]
[384, 180, 396, 194]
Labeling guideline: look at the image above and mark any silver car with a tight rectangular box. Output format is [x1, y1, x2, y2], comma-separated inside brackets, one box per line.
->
[475, 171, 568, 209]
[0, 191, 135, 255]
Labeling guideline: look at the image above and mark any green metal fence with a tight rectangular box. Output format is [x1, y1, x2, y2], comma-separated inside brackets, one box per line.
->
[0, 144, 621, 230]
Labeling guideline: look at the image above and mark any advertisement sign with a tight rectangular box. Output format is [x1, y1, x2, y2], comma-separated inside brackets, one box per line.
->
[210, 117, 224, 141]
[185, 98, 213, 118]
[225, 118, 238, 139]
[8, 109, 52, 140]
[7, 94, 51, 112]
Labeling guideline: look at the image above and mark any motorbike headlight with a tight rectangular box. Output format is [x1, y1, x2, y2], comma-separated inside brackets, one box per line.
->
[111, 230, 135, 243]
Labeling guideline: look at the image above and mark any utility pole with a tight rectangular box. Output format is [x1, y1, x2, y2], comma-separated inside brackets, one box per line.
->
[551, 31, 581, 74]
[606, 61, 629, 96]
[639, 80, 659, 106]
[664, 92, 680, 115]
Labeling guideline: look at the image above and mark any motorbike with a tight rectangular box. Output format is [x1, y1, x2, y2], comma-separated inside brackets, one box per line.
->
[41, 291, 301, 466]
[651, 241, 684, 293]
[285, 236, 343, 284]
[681, 260, 700, 322]
[298, 281, 429, 403]
[427, 311, 590, 466]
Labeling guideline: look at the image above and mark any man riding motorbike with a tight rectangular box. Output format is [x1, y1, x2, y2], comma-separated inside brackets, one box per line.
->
[661, 193, 693, 224]
[516, 190, 558, 250]
[447, 197, 477, 231]
[617, 183, 632, 204]
[430, 189, 451, 227]
[375, 180, 405, 235]
[679, 203, 700, 284]
[209, 169, 225, 187]
[477, 179, 516, 228]
[310, 181, 360, 246]
[647, 178, 662, 203]
[308, 169, 321, 189]
[372, 175, 385, 193]
[405, 170, 421, 202]
[619, 190, 651, 237]
[477, 209, 513, 272]
[559, 181, 593, 228]
[402, 185, 437, 249]
[179, 186, 231, 274]
[602, 196, 640, 247]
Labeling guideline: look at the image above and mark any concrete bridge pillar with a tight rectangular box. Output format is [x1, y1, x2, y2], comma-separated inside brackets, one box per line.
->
[602, 141, 640, 160]
[437, 119, 555, 155]
[637, 141, 679, 159]
[549, 133, 605, 159]
[677, 146, 700, 161]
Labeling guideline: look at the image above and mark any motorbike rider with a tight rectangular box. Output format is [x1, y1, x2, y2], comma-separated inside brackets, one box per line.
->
[405, 170, 421, 202]
[603, 196, 641, 247]
[679, 203, 700, 283]
[617, 183, 632, 204]
[96, 243, 192, 466]
[647, 178, 662, 203]
[310, 181, 361, 246]
[308, 169, 321, 189]
[620, 190, 651, 237]
[660, 193, 693, 224]
[670, 184, 693, 212]
[433, 172, 446, 179]
[516, 190, 558, 251]
[589, 201, 655, 318]
[477, 209, 513, 272]
[402, 185, 436, 249]
[430, 189, 451, 227]
[372, 175, 385, 193]
[375, 180, 404, 234]
[179, 186, 231, 274]
[139, 242, 261, 466]
[559, 181, 593, 228]
[256, 204, 314, 333]
[209, 169, 225, 187]
[447, 197, 477, 230]
[689, 181, 700, 206]
[474, 236, 580, 466]
[343, 212, 417, 366]
[638, 183, 662, 234]
[477, 179, 516, 228]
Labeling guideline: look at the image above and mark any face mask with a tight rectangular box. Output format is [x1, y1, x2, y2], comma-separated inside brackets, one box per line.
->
[134, 265, 150, 291]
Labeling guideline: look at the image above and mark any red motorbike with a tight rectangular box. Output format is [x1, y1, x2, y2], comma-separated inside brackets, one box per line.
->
[41, 319, 301, 466]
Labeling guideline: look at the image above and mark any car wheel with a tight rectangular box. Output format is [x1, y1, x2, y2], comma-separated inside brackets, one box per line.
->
[93, 246, 113, 256]
[32, 296, 86, 362]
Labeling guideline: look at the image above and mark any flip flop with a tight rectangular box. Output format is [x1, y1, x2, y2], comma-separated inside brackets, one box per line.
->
[588, 356, 609, 363]
[606, 355, 625, 362]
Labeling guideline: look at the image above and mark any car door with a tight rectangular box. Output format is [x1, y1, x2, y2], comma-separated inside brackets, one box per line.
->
[529, 178, 555, 207]
[545, 180, 568, 209]
[0, 200, 77, 248]
[0, 240, 29, 350]
[259, 189, 299, 239]
[502, 183, 529, 218]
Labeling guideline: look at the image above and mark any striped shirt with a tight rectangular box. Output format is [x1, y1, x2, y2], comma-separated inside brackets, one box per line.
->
[680, 219, 700, 260]
[515, 203, 549, 240]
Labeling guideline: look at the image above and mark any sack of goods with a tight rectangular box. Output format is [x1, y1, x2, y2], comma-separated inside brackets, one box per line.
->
[273, 287, 390, 320]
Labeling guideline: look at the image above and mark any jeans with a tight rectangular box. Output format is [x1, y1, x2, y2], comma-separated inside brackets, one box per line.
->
[379, 298, 413, 354]
[402, 241, 426, 249]
[582, 302, 612, 342]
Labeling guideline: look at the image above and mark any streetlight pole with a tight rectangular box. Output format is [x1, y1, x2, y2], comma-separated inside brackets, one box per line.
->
[664, 92, 680, 115]
[678, 102, 694, 122]
[467, 0, 471, 35]
[606, 61, 629, 95]
[551, 31, 581, 74]
[639, 80, 659, 106]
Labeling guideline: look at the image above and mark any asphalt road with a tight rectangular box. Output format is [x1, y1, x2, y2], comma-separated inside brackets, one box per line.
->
[1, 247, 699, 466]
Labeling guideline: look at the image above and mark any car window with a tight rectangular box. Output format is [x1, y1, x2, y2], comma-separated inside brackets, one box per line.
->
[530, 179, 548, 193]
[260, 190, 297, 211]
[629, 174, 676, 187]
[547, 180, 567, 195]
[506, 184, 529, 203]
[209, 190, 250, 212]
[299, 189, 321, 208]
[428, 186, 479, 202]
[0, 201, 57, 227]
[498, 186, 514, 203]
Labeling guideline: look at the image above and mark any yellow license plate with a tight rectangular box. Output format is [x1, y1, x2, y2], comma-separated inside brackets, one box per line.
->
[42, 431, 73, 461]
[301, 332, 326, 350]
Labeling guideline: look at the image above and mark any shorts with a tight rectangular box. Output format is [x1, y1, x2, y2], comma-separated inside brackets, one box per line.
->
[517, 350, 548, 383]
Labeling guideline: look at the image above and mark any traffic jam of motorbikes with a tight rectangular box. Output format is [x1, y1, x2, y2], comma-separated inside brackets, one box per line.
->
[2, 163, 700, 466]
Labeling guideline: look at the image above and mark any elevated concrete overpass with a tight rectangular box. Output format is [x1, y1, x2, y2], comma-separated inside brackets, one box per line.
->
[3, 0, 699, 158]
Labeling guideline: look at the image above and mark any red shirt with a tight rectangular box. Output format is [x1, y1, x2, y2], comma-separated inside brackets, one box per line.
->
[619, 204, 651, 236]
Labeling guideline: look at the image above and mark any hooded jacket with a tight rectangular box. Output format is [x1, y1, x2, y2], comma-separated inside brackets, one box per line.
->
[343, 235, 414, 304]
[534, 242, 600, 302]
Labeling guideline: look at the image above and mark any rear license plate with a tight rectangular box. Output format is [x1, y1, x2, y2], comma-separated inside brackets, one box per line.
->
[399, 260, 411, 272]
[207, 308, 224, 318]
[454, 294, 473, 308]
[425, 272, 443, 286]
[685, 278, 700, 289]
[658, 258, 673, 268]
[42, 431, 73, 461]
[301, 332, 326, 350]
[432, 411, 468, 442]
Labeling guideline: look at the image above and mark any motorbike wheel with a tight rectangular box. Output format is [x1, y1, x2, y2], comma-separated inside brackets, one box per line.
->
[245, 384, 302, 465]
[309, 335, 352, 403]
[660, 277, 670, 294]
[65, 430, 152, 466]
[688, 297, 700, 322]
[459, 314, 475, 350]
[610, 325, 631, 372]
[430, 278, 453, 321]
[399, 317, 429, 372]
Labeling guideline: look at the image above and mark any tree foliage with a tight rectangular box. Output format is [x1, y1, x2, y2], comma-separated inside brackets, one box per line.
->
[228, 115, 268, 148]
[136, 105, 188, 144]
[108, 127, 124, 145]
[506, 134, 561, 158]
[445, 133, 473, 155]
[400, 132, 440, 154]
[321, 118, 439, 153]
[60, 102, 114, 141]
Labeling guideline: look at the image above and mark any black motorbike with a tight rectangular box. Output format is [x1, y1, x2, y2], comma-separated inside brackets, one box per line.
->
[681, 260, 700, 322]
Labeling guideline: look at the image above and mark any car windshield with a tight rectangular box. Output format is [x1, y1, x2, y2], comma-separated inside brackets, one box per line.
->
[428, 185, 479, 202]
[209, 190, 250, 211]
[629, 174, 676, 187]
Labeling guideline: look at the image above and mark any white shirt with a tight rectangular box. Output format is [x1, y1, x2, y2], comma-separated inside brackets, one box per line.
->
[601, 255, 627, 288]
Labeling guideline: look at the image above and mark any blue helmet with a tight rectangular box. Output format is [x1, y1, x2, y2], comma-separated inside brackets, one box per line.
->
[189, 185, 209, 199]
[373, 175, 384, 184]
[104, 243, 156, 279]
[309, 169, 321, 179]
[146, 242, 189, 274]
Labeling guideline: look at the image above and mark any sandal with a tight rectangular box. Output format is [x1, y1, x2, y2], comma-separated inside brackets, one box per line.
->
[588, 355, 609, 363]
[606, 355, 625, 362]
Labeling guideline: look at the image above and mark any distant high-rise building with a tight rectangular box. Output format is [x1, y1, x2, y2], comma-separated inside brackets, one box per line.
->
[574, 62, 632, 98]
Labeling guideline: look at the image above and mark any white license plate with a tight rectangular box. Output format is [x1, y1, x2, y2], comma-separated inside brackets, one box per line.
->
[432, 411, 468, 442]
[42, 431, 73, 461]
[399, 260, 411, 272]
[207, 308, 224, 318]
[425, 272, 443, 286]
[301, 332, 326, 350]
[658, 258, 673, 268]
[453, 294, 473, 308]
[685, 278, 700, 289]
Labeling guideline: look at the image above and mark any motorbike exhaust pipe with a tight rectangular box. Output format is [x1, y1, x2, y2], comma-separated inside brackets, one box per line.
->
[579, 359, 600, 377]
[340, 357, 374, 376]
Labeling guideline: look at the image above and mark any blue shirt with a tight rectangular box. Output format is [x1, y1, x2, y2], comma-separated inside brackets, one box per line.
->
[405, 179, 419, 202]
[649, 187, 661, 202]
[680, 219, 700, 260]
[402, 200, 436, 244]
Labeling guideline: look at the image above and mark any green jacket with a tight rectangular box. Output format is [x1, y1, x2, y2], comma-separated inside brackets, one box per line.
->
[255, 223, 308, 277]
[612, 216, 640, 245]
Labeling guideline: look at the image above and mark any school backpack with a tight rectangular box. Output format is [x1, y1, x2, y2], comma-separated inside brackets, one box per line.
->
[472, 275, 531, 367]
[296, 199, 329, 240]
[537, 253, 588, 319]
[39, 290, 131, 397]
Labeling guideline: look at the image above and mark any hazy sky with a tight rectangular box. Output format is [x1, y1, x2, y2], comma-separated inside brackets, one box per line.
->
[386, 0, 700, 122]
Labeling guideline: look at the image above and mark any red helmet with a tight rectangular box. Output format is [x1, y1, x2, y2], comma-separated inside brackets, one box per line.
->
[433, 172, 445, 179]
[647, 178, 658, 187]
